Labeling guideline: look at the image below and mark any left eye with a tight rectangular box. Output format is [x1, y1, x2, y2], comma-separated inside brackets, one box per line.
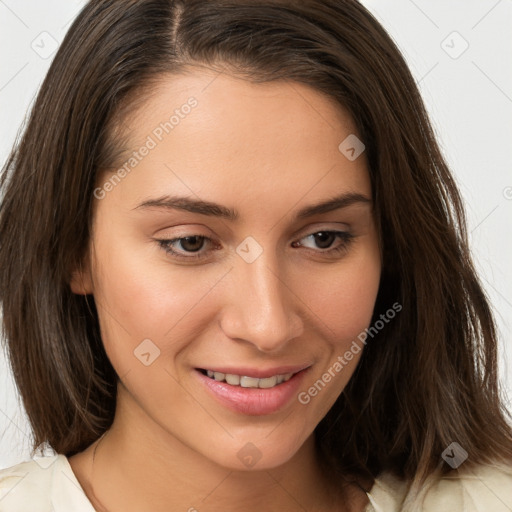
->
[294, 231, 350, 250]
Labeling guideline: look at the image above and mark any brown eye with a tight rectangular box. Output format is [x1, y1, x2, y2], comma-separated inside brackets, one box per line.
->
[157, 235, 215, 260]
[292, 230, 354, 254]
[311, 232, 337, 249]
[177, 236, 206, 252]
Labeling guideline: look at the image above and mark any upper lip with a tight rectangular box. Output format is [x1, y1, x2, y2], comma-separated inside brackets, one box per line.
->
[197, 363, 312, 379]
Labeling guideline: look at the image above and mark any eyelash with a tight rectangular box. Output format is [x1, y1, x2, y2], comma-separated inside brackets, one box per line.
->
[156, 230, 354, 261]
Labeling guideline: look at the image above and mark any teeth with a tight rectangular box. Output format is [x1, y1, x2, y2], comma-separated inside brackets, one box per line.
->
[204, 370, 294, 388]
[240, 376, 260, 388]
[258, 376, 277, 388]
[225, 374, 240, 385]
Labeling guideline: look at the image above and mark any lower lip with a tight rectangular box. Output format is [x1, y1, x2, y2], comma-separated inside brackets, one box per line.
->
[195, 368, 309, 416]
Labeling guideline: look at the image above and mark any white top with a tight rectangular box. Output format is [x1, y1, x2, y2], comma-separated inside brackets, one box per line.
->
[1, 454, 512, 511]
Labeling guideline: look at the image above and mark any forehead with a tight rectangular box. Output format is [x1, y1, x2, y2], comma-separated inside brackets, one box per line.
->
[122, 66, 360, 146]
[99, 68, 371, 214]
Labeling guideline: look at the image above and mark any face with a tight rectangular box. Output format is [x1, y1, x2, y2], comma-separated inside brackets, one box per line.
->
[73, 68, 381, 471]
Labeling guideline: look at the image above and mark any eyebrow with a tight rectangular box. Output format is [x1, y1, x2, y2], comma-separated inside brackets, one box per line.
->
[134, 192, 371, 221]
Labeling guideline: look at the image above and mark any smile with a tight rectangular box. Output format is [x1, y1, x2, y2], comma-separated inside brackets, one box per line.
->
[201, 369, 294, 388]
[195, 365, 311, 415]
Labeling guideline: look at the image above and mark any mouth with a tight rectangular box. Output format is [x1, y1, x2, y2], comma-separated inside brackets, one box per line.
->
[197, 368, 295, 389]
[194, 365, 312, 415]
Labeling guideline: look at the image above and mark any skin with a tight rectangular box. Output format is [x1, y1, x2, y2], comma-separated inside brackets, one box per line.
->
[69, 67, 381, 512]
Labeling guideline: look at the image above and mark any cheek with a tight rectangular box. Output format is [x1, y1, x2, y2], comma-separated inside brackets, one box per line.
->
[301, 250, 381, 348]
[293, 251, 381, 416]
[89, 235, 227, 372]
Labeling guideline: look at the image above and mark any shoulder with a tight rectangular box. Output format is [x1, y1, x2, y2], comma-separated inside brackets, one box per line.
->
[0, 454, 95, 512]
[418, 461, 512, 511]
[367, 461, 512, 512]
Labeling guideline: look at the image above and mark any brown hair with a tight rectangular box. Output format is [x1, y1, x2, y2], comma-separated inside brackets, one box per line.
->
[1, 0, 511, 494]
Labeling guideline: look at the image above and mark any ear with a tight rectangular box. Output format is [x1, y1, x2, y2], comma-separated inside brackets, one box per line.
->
[69, 260, 94, 295]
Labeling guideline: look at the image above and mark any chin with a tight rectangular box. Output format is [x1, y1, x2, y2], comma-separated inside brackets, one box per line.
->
[201, 429, 312, 472]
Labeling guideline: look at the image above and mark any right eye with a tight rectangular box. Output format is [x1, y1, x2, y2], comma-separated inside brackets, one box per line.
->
[156, 235, 215, 260]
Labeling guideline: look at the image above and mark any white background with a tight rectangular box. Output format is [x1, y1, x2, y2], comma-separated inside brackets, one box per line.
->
[1, 0, 511, 468]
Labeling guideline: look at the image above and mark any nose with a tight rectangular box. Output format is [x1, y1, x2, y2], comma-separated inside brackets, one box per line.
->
[219, 253, 304, 352]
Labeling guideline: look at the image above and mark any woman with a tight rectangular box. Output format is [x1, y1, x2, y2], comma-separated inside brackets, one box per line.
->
[1, 1, 511, 511]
